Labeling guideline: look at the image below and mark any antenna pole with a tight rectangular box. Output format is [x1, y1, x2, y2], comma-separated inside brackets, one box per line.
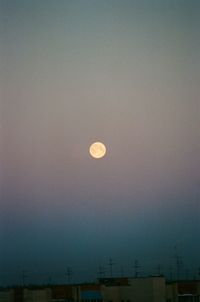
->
[66, 267, 72, 284]
[108, 258, 114, 278]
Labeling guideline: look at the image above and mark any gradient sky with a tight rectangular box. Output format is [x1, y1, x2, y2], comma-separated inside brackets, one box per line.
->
[1, 0, 200, 285]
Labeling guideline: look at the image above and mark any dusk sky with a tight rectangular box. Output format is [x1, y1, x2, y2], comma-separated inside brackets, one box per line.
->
[1, 0, 200, 285]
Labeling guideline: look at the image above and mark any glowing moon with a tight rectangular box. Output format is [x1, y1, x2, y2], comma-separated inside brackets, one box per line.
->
[89, 142, 106, 159]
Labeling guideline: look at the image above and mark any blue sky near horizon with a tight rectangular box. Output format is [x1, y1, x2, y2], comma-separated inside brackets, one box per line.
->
[1, 0, 200, 285]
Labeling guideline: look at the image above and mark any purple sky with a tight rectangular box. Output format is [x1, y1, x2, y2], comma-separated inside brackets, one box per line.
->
[1, 0, 200, 285]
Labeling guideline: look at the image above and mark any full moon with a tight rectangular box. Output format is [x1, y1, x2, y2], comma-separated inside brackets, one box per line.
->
[89, 142, 106, 159]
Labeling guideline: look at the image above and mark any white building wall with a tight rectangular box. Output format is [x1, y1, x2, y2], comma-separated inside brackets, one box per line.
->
[0, 290, 14, 302]
[101, 277, 166, 302]
[152, 277, 166, 302]
[23, 288, 51, 302]
[101, 286, 120, 302]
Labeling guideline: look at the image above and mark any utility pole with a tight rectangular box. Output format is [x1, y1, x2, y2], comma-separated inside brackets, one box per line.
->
[66, 267, 72, 284]
[120, 267, 124, 278]
[174, 246, 183, 280]
[185, 269, 189, 280]
[98, 266, 105, 279]
[108, 258, 114, 278]
[47, 276, 52, 285]
[156, 264, 162, 276]
[169, 265, 173, 281]
[133, 260, 140, 278]
[22, 270, 28, 287]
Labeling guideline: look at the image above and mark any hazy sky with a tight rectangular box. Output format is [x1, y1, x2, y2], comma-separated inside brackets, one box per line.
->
[1, 0, 200, 285]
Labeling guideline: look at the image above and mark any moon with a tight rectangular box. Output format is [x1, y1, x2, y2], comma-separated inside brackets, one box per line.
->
[89, 142, 106, 159]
